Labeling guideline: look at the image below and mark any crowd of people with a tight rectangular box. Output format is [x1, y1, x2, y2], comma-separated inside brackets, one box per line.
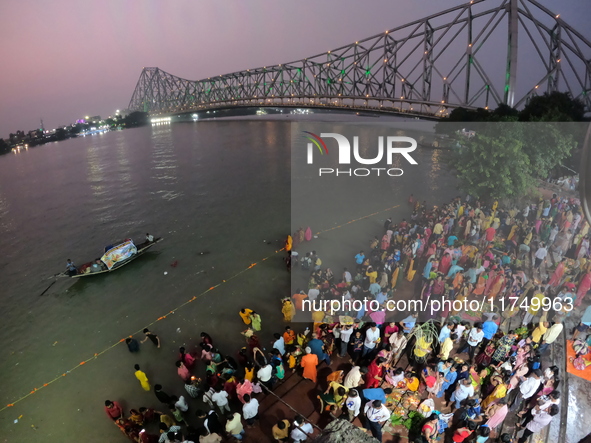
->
[103, 192, 591, 443]
[284, 192, 591, 442]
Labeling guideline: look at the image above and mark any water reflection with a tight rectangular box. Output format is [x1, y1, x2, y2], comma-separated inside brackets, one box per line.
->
[87, 145, 106, 198]
[115, 137, 131, 186]
[151, 126, 182, 200]
[0, 189, 14, 233]
[264, 121, 280, 178]
[429, 149, 442, 192]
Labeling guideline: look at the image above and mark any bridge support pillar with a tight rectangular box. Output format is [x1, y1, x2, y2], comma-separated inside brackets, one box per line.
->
[504, 0, 518, 107]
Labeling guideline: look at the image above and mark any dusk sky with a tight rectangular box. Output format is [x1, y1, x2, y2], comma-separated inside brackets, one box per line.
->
[1, 0, 589, 137]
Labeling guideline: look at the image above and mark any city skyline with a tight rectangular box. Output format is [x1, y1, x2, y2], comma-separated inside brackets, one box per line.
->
[1, 0, 590, 137]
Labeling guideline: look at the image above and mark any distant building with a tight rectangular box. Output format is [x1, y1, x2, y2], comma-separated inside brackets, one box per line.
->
[9, 131, 26, 145]
[28, 129, 42, 139]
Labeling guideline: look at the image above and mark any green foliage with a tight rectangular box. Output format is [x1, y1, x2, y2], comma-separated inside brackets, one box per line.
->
[448, 120, 578, 200]
[404, 411, 425, 432]
[514, 326, 529, 338]
[492, 103, 520, 120]
[391, 414, 405, 427]
[0, 138, 10, 155]
[437, 93, 584, 136]
[407, 320, 439, 350]
[521, 123, 577, 178]
[123, 111, 149, 127]
[390, 407, 423, 432]
[55, 128, 67, 141]
[435, 107, 488, 135]
[435, 105, 519, 135]
[519, 92, 585, 122]
[492, 240, 505, 250]
[450, 124, 535, 200]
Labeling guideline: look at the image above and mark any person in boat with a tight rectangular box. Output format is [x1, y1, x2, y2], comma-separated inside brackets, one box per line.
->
[91, 259, 104, 273]
[146, 233, 154, 242]
[65, 259, 77, 276]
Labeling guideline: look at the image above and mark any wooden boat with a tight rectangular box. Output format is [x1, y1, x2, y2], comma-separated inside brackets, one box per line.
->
[58, 237, 163, 278]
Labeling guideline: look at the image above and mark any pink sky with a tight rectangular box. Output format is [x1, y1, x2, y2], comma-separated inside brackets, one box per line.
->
[1, 0, 589, 137]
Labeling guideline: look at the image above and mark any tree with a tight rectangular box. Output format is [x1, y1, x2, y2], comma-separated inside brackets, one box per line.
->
[435, 105, 519, 135]
[435, 107, 490, 135]
[521, 123, 577, 178]
[55, 127, 67, 141]
[492, 103, 519, 120]
[437, 94, 583, 200]
[123, 111, 149, 127]
[449, 124, 534, 201]
[0, 139, 10, 155]
[519, 91, 585, 122]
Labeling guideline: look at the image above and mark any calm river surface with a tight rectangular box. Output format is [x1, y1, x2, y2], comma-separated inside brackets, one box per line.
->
[0, 116, 454, 442]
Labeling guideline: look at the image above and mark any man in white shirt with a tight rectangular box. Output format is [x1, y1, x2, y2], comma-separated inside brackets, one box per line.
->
[363, 400, 391, 441]
[345, 389, 361, 421]
[388, 368, 406, 386]
[291, 251, 299, 268]
[450, 378, 475, 410]
[290, 416, 313, 442]
[517, 404, 559, 443]
[344, 366, 368, 389]
[343, 268, 353, 285]
[389, 330, 408, 361]
[342, 289, 352, 302]
[538, 319, 563, 354]
[454, 323, 466, 343]
[458, 323, 484, 361]
[537, 391, 560, 412]
[172, 394, 188, 412]
[511, 369, 542, 413]
[242, 394, 259, 426]
[272, 333, 285, 356]
[339, 324, 354, 357]
[534, 243, 547, 268]
[308, 286, 320, 302]
[362, 323, 380, 358]
[211, 386, 231, 414]
[257, 364, 273, 390]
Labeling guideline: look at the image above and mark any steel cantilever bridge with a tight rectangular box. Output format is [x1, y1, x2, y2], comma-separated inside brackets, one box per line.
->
[128, 0, 591, 118]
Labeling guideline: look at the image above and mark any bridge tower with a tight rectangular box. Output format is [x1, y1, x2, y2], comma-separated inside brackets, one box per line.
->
[504, 0, 519, 107]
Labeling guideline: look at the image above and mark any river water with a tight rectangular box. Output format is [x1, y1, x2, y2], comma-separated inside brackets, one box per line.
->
[0, 116, 455, 442]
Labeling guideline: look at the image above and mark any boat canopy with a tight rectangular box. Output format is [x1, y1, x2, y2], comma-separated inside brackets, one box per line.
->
[100, 240, 137, 270]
